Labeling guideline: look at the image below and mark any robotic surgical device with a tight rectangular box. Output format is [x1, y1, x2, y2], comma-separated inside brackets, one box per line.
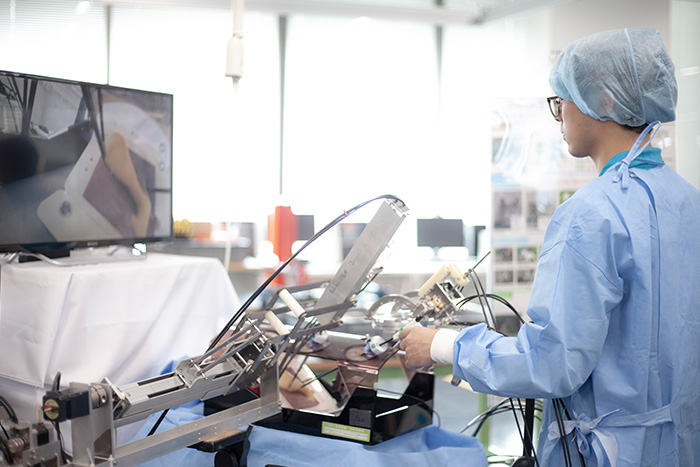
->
[0, 198, 492, 467]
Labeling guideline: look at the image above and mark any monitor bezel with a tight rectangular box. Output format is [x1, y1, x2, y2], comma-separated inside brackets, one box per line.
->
[416, 218, 465, 249]
[0, 70, 174, 255]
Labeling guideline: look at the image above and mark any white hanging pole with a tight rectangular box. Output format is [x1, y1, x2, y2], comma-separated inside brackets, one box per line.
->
[232, 0, 244, 35]
[225, 0, 245, 82]
[223, 0, 244, 274]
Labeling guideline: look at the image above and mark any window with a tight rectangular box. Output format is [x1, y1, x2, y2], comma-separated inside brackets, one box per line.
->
[0, 0, 107, 83]
[109, 5, 280, 222]
[283, 14, 440, 222]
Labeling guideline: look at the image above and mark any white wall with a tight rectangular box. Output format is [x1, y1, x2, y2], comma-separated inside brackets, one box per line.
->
[550, 0, 669, 49]
[1, 0, 697, 220]
[548, 0, 699, 190]
[471, 0, 699, 191]
[671, 0, 700, 190]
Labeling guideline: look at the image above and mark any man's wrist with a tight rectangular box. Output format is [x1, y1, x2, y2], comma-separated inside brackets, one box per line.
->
[430, 328, 460, 365]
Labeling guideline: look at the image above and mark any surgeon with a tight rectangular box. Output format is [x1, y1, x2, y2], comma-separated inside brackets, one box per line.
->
[399, 28, 700, 467]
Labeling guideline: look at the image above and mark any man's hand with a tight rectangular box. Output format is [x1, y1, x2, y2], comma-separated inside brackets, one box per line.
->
[398, 326, 439, 369]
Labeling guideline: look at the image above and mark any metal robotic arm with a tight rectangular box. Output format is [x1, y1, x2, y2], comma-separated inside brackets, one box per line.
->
[1, 199, 410, 467]
[1, 198, 495, 466]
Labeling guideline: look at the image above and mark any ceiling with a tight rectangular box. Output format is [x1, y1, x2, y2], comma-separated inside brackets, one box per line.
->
[92, 0, 572, 25]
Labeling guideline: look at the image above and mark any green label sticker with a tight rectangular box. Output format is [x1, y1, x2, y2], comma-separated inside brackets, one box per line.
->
[321, 421, 371, 442]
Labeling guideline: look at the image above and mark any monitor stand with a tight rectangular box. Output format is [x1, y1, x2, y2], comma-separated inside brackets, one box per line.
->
[18, 246, 72, 263]
[18, 245, 147, 266]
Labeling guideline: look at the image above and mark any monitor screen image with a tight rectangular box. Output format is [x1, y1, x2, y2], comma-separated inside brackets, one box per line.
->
[0, 70, 173, 254]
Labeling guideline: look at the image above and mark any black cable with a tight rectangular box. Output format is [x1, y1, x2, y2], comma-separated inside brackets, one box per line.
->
[457, 293, 525, 325]
[472, 398, 511, 432]
[49, 372, 72, 464]
[53, 420, 72, 465]
[487, 294, 526, 324]
[462, 397, 505, 435]
[357, 267, 383, 294]
[146, 409, 170, 437]
[468, 270, 490, 328]
[465, 270, 493, 331]
[462, 398, 543, 436]
[454, 290, 546, 467]
[0, 416, 11, 463]
[557, 398, 586, 467]
[456, 288, 536, 465]
[375, 387, 441, 427]
[299, 366, 338, 389]
[553, 398, 573, 467]
[454, 287, 538, 466]
[52, 372, 61, 391]
[508, 398, 536, 467]
[466, 404, 542, 439]
[0, 433, 13, 465]
[472, 271, 496, 330]
[515, 398, 540, 467]
[0, 395, 18, 424]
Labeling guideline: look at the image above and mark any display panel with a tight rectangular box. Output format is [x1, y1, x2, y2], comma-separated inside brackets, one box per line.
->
[0, 70, 173, 254]
[416, 218, 465, 249]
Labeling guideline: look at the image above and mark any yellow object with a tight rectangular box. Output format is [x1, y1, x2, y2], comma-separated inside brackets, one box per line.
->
[173, 219, 193, 238]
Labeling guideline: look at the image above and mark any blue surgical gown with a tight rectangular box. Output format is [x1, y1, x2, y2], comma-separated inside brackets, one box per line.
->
[453, 148, 700, 466]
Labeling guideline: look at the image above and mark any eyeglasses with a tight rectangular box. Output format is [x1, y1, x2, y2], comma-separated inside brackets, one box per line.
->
[547, 96, 562, 120]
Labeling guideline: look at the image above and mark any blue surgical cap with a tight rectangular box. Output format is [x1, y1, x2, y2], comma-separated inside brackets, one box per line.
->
[549, 28, 677, 127]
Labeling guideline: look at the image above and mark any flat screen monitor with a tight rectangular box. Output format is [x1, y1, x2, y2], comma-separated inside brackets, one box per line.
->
[0, 70, 173, 255]
[417, 218, 465, 249]
[296, 214, 315, 242]
[465, 224, 486, 258]
[416, 218, 487, 259]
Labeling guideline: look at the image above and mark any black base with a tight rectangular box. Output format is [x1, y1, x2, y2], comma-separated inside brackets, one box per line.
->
[197, 372, 434, 466]
[254, 371, 434, 446]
